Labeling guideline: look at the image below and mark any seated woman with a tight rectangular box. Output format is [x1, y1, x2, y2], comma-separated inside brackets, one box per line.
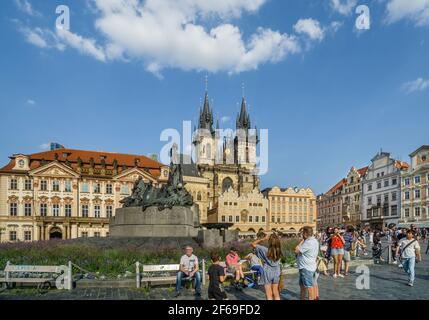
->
[226, 247, 245, 289]
[245, 249, 264, 284]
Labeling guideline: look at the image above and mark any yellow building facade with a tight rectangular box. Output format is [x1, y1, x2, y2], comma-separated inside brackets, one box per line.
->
[262, 187, 317, 235]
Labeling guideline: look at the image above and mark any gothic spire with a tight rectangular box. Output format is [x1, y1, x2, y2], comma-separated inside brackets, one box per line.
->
[198, 83, 214, 133]
[236, 96, 251, 130]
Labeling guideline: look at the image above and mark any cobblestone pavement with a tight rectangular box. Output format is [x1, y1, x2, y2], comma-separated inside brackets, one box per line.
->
[1, 252, 428, 300]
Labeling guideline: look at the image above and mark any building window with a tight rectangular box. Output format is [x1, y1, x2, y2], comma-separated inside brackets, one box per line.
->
[249, 216, 253, 223]
[53, 204, 60, 217]
[367, 184, 372, 191]
[52, 180, 60, 192]
[94, 232, 101, 238]
[64, 181, 72, 192]
[197, 192, 202, 201]
[391, 205, 398, 216]
[24, 231, 32, 241]
[106, 205, 113, 218]
[392, 192, 397, 201]
[384, 193, 389, 203]
[40, 203, 47, 216]
[404, 208, 410, 217]
[10, 178, 18, 190]
[392, 178, 397, 185]
[95, 205, 101, 218]
[415, 189, 421, 199]
[65, 204, 72, 217]
[9, 203, 18, 216]
[377, 181, 382, 189]
[415, 207, 421, 217]
[94, 183, 101, 194]
[384, 180, 389, 187]
[81, 182, 89, 193]
[24, 203, 32, 216]
[106, 184, 113, 194]
[236, 216, 240, 223]
[415, 176, 421, 184]
[40, 180, 48, 191]
[255, 216, 259, 223]
[228, 215, 233, 223]
[405, 191, 410, 200]
[271, 216, 275, 223]
[367, 197, 372, 205]
[221, 216, 226, 222]
[9, 231, 17, 241]
[24, 179, 32, 191]
[82, 205, 89, 218]
[262, 216, 265, 223]
[404, 178, 410, 186]
[81, 232, 88, 238]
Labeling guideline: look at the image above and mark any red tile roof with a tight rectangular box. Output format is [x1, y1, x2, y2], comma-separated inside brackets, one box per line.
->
[0, 148, 164, 178]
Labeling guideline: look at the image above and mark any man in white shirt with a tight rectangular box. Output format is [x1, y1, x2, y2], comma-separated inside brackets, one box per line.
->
[295, 226, 320, 300]
[396, 229, 422, 287]
[175, 246, 201, 297]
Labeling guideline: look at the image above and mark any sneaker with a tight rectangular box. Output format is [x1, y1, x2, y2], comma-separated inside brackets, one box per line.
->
[398, 264, 403, 268]
[333, 274, 338, 278]
[407, 282, 414, 287]
[393, 261, 398, 265]
[338, 274, 345, 278]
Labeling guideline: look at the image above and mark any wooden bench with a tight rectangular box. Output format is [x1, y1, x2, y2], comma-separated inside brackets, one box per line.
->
[135, 261, 206, 288]
[0, 261, 72, 292]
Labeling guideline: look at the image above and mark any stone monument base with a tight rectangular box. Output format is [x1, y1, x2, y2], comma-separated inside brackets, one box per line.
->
[109, 205, 201, 238]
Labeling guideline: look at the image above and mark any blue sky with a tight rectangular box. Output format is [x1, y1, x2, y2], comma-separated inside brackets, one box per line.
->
[0, 0, 428, 194]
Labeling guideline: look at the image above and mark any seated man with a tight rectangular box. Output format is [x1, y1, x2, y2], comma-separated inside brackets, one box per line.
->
[175, 246, 201, 297]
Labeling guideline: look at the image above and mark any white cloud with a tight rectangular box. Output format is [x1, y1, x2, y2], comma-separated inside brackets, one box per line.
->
[402, 78, 429, 93]
[293, 18, 325, 41]
[39, 143, 50, 150]
[17, 0, 331, 76]
[27, 99, 36, 105]
[56, 29, 107, 62]
[221, 116, 230, 123]
[329, 21, 344, 33]
[91, 0, 301, 74]
[14, 0, 40, 16]
[330, 0, 358, 15]
[385, 0, 429, 26]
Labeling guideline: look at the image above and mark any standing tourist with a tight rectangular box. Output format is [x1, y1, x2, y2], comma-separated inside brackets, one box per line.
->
[343, 226, 355, 276]
[252, 234, 283, 300]
[207, 252, 228, 300]
[226, 247, 245, 289]
[295, 226, 320, 300]
[396, 229, 422, 287]
[175, 246, 202, 297]
[330, 227, 345, 278]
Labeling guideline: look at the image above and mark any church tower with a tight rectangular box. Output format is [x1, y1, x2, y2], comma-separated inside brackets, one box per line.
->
[194, 90, 216, 166]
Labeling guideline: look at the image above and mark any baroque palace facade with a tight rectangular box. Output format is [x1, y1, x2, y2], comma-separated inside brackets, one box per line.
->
[0, 149, 170, 242]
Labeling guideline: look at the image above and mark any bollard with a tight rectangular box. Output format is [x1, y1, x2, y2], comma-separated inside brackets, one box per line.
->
[202, 259, 206, 287]
[135, 262, 141, 288]
[68, 261, 73, 290]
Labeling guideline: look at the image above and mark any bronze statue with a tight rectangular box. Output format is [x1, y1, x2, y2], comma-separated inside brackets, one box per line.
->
[120, 144, 194, 211]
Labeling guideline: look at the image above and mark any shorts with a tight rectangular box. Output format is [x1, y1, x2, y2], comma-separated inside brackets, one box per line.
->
[227, 266, 237, 274]
[299, 269, 315, 288]
[331, 248, 344, 256]
[343, 250, 351, 262]
[261, 266, 281, 285]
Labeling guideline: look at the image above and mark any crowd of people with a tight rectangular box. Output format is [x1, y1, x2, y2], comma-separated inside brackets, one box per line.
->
[173, 224, 427, 300]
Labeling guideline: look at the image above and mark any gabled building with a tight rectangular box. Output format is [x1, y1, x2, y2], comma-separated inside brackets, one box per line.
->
[342, 166, 368, 228]
[399, 145, 429, 228]
[361, 151, 409, 230]
[317, 179, 346, 231]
